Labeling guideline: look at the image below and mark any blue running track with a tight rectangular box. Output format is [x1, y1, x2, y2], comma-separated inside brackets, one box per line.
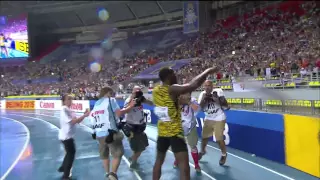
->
[0, 110, 318, 180]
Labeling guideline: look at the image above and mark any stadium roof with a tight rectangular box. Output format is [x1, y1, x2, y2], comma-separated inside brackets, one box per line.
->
[0, 1, 183, 34]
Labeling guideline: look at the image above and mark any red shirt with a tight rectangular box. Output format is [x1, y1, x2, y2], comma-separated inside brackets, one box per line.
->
[316, 60, 320, 68]
[301, 59, 309, 68]
[216, 72, 222, 80]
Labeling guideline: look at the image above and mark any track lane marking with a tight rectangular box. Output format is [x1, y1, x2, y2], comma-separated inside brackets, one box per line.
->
[0, 117, 30, 180]
[6, 113, 142, 180]
[13, 112, 217, 180]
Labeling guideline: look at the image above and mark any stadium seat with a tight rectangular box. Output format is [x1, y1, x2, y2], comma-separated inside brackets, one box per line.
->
[227, 98, 255, 104]
[285, 82, 296, 87]
[265, 99, 320, 108]
[309, 81, 320, 87]
[255, 77, 265, 81]
[220, 85, 233, 90]
[220, 79, 231, 83]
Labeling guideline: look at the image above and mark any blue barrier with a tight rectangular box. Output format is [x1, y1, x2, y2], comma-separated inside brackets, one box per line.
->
[90, 100, 285, 164]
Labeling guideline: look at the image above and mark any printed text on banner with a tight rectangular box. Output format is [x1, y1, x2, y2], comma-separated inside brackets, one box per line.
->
[183, 1, 199, 34]
[6, 100, 35, 110]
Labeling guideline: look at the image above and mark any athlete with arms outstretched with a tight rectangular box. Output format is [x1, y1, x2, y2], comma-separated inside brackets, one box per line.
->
[152, 67, 218, 180]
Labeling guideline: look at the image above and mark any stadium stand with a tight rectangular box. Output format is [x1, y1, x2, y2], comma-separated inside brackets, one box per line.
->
[0, 1, 319, 115]
[1, 2, 320, 180]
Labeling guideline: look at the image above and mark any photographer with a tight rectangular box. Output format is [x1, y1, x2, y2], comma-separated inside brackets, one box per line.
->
[122, 86, 153, 169]
[198, 80, 230, 166]
[58, 94, 90, 180]
[90, 86, 135, 180]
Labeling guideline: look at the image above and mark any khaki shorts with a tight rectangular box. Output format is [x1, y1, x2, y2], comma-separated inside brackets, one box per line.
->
[185, 127, 198, 148]
[97, 132, 124, 159]
[202, 120, 226, 141]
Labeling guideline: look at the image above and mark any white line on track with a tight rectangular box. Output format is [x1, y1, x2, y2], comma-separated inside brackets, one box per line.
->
[7, 113, 142, 180]
[147, 125, 296, 180]
[33, 154, 100, 161]
[206, 145, 295, 180]
[0, 117, 30, 180]
[10, 112, 217, 180]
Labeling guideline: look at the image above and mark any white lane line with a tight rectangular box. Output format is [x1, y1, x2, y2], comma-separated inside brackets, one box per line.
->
[147, 125, 295, 180]
[12, 112, 216, 180]
[0, 117, 30, 180]
[73, 154, 100, 160]
[8, 113, 143, 180]
[33, 154, 100, 161]
[205, 145, 295, 180]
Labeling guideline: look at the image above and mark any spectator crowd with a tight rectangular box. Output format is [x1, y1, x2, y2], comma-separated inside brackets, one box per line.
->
[0, 1, 319, 99]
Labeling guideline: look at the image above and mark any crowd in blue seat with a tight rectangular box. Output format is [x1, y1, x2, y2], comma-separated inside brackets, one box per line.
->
[0, 1, 319, 99]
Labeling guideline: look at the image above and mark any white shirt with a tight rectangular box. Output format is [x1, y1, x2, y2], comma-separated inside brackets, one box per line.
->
[300, 68, 307, 75]
[124, 97, 144, 125]
[181, 98, 199, 135]
[59, 106, 76, 140]
[90, 97, 120, 138]
[198, 88, 226, 121]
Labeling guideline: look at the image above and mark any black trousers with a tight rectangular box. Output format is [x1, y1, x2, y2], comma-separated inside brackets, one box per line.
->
[60, 138, 76, 178]
[157, 136, 188, 153]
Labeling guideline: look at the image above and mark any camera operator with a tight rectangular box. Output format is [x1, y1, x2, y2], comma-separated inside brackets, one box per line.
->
[122, 86, 153, 169]
[90, 86, 135, 180]
[197, 80, 230, 166]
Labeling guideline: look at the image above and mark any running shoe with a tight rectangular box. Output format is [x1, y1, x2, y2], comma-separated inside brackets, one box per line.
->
[106, 172, 118, 180]
[219, 153, 227, 166]
[195, 165, 202, 175]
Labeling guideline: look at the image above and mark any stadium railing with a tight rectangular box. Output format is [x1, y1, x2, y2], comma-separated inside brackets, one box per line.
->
[133, 73, 320, 92]
[226, 98, 320, 116]
[199, 73, 320, 91]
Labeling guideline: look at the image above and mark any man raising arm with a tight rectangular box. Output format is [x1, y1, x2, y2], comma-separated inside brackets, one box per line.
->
[152, 67, 218, 180]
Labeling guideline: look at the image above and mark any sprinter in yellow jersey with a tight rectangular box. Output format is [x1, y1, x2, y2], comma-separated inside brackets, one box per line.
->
[152, 67, 218, 180]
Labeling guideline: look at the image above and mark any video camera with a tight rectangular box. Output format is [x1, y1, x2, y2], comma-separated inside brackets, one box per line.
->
[134, 90, 146, 107]
[204, 91, 218, 103]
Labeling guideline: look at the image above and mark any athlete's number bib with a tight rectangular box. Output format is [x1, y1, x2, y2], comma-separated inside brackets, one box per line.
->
[91, 113, 110, 131]
[154, 107, 171, 122]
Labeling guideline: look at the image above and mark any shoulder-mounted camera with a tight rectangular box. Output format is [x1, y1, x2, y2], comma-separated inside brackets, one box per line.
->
[134, 90, 145, 107]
